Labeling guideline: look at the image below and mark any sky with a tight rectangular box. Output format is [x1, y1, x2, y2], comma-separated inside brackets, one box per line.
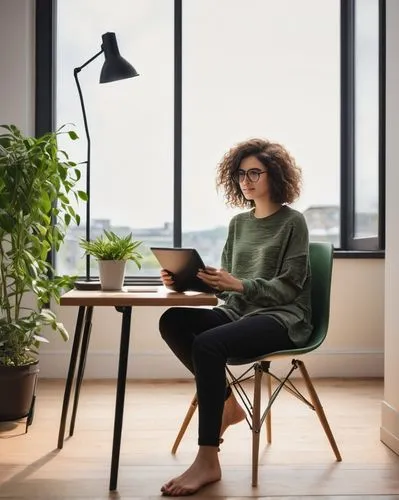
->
[56, 0, 378, 231]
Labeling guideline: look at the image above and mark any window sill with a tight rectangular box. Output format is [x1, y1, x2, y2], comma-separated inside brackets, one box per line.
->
[333, 250, 385, 259]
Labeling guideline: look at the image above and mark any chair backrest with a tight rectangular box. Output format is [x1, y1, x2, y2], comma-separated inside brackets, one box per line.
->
[227, 241, 334, 365]
[307, 241, 334, 349]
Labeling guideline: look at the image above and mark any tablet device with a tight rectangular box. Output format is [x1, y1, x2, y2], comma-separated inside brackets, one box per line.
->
[150, 247, 217, 293]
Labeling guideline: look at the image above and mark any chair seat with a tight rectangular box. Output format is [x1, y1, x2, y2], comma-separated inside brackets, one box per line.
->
[227, 342, 323, 365]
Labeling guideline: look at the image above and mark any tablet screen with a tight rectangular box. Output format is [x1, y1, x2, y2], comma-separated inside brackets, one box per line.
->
[150, 247, 217, 293]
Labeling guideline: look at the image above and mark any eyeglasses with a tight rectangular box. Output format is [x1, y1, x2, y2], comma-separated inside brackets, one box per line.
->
[234, 168, 267, 183]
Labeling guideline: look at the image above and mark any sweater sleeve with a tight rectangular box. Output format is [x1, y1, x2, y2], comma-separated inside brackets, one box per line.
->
[241, 216, 310, 307]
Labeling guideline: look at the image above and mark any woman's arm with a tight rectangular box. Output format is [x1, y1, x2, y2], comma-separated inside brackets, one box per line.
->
[215, 220, 233, 300]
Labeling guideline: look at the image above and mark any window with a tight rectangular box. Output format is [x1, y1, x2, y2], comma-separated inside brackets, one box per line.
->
[354, 0, 380, 238]
[341, 0, 385, 251]
[36, 0, 385, 281]
[55, 0, 174, 277]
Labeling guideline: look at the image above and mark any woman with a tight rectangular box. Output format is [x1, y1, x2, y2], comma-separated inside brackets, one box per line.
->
[159, 138, 312, 496]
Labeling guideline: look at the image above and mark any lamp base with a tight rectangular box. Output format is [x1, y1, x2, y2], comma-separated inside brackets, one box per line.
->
[74, 280, 102, 291]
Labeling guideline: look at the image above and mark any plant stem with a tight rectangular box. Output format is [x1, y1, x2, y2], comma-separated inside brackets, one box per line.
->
[0, 240, 12, 322]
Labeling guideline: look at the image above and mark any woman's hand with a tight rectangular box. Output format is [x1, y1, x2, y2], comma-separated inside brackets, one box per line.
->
[160, 269, 175, 289]
[197, 266, 244, 293]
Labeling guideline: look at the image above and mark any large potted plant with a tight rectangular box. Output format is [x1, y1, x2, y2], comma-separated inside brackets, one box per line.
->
[0, 124, 86, 423]
[79, 231, 143, 290]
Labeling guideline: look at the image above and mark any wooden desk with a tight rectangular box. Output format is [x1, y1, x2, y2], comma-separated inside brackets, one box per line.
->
[57, 286, 217, 491]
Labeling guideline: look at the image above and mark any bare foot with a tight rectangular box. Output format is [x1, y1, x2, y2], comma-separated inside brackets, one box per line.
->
[161, 446, 221, 496]
[220, 391, 246, 438]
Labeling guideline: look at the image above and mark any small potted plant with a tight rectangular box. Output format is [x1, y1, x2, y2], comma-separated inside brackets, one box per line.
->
[79, 231, 143, 290]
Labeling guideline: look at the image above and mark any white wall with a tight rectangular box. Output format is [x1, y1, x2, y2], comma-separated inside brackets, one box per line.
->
[0, 1, 386, 381]
[381, 0, 399, 456]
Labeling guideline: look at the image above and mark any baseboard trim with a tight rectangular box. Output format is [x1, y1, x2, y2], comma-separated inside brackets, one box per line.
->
[37, 349, 384, 379]
[380, 401, 399, 455]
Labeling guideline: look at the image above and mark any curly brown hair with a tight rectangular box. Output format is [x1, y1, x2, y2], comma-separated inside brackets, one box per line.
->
[216, 138, 302, 208]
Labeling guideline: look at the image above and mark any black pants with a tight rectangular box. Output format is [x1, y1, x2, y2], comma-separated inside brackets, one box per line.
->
[159, 307, 295, 447]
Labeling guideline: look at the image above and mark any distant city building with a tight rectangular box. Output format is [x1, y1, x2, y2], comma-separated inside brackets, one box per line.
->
[302, 205, 340, 246]
[302, 204, 378, 247]
[56, 219, 174, 276]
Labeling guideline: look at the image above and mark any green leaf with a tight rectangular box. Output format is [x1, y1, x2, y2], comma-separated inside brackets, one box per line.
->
[78, 190, 88, 201]
[67, 130, 79, 140]
[79, 231, 143, 263]
[33, 334, 49, 343]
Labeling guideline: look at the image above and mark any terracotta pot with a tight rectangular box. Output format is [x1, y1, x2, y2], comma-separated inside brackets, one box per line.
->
[0, 360, 39, 421]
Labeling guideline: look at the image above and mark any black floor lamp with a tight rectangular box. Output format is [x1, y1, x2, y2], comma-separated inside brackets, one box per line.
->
[74, 32, 139, 287]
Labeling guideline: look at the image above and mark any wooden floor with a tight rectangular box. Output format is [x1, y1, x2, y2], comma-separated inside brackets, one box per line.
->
[0, 377, 398, 499]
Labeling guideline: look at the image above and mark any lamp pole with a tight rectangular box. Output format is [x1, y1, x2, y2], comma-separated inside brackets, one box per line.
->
[73, 49, 104, 281]
[74, 50, 103, 281]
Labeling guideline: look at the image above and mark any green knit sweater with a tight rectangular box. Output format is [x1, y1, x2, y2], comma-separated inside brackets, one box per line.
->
[215, 205, 312, 347]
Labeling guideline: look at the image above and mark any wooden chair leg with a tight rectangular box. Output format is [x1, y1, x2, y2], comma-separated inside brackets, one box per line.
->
[251, 364, 263, 487]
[171, 394, 198, 454]
[297, 360, 342, 461]
[265, 372, 272, 444]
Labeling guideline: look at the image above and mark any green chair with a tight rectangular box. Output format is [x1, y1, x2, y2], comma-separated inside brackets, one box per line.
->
[171, 241, 342, 486]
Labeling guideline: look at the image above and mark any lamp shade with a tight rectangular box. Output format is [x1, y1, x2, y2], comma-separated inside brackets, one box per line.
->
[99, 32, 139, 83]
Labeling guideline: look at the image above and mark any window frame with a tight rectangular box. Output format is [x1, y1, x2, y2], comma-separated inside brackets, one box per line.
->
[35, 0, 385, 276]
[339, 0, 385, 257]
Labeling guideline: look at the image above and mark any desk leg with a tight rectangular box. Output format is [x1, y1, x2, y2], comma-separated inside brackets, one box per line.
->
[109, 306, 132, 491]
[57, 306, 86, 449]
[69, 306, 93, 437]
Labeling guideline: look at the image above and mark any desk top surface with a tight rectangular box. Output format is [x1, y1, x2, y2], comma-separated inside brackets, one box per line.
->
[60, 286, 218, 307]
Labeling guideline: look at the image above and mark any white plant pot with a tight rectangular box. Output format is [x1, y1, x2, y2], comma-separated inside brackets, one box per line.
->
[98, 260, 126, 291]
